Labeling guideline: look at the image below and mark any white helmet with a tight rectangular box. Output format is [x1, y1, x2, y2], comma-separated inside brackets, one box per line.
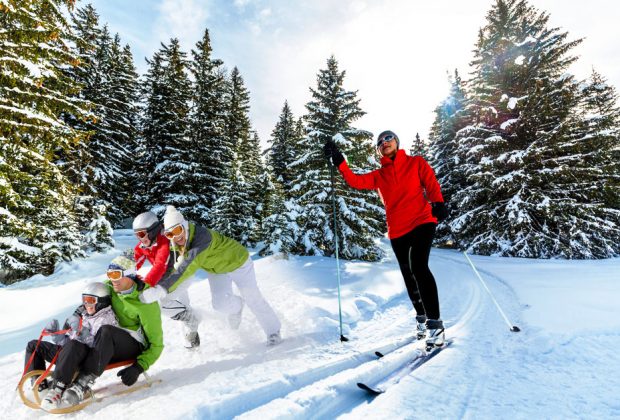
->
[83, 282, 112, 313]
[132, 211, 161, 242]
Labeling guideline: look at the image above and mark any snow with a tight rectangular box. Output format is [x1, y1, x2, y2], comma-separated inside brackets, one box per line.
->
[500, 118, 519, 130]
[514, 55, 525, 65]
[507, 97, 519, 109]
[0, 237, 41, 255]
[1, 230, 620, 418]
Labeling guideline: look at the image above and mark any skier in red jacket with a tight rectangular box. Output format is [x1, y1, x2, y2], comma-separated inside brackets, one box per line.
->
[324, 130, 449, 348]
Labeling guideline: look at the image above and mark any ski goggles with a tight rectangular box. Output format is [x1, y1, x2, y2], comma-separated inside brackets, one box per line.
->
[164, 224, 184, 240]
[106, 269, 124, 281]
[376, 134, 396, 148]
[82, 295, 98, 306]
[134, 229, 149, 239]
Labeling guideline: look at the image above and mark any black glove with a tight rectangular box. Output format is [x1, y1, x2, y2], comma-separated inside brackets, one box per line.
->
[431, 202, 449, 222]
[323, 140, 344, 167]
[117, 363, 144, 386]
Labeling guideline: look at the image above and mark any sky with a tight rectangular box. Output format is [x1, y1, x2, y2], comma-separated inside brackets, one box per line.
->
[87, 0, 620, 151]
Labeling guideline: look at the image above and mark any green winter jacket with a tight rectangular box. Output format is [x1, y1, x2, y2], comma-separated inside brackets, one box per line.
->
[159, 223, 249, 292]
[105, 280, 164, 371]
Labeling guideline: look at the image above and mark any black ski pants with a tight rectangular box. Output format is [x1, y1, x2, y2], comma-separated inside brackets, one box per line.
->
[390, 222, 441, 320]
[24, 340, 60, 374]
[81, 325, 142, 377]
[24, 339, 90, 385]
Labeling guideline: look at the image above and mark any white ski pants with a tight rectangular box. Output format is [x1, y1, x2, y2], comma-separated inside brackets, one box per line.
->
[208, 257, 281, 337]
[160, 281, 199, 332]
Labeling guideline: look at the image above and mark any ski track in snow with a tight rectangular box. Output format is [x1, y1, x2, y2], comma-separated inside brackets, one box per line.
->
[1, 231, 620, 419]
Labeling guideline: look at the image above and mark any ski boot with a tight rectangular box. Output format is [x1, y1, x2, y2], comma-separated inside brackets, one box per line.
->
[416, 315, 427, 340]
[425, 319, 445, 351]
[267, 330, 282, 346]
[228, 298, 245, 330]
[61, 373, 96, 406]
[40, 381, 66, 411]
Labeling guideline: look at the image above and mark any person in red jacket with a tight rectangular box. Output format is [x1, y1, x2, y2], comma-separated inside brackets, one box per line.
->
[324, 130, 449, 348]
[133, 211, 200, 348]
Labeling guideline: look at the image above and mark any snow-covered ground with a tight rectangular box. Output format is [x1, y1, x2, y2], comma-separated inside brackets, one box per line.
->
[1, 229, 619, 419]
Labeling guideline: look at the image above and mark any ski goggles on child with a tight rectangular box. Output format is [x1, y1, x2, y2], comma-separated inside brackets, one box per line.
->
[82, 295, 98, 306]
[106, 269, 124, 281]
[164, 224, 184, 239]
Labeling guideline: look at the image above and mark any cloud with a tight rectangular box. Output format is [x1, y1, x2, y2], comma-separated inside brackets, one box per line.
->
[154, 0, 210, 49]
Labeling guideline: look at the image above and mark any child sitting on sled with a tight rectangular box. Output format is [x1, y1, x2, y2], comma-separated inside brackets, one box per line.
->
[23, 282, 118, 410]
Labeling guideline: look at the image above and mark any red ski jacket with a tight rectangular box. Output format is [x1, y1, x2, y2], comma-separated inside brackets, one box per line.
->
[338, 149, 444, 239]
[134, 233, 171, 287]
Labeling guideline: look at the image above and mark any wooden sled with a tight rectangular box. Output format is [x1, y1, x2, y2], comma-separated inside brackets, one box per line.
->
[18, 360, 161, 414]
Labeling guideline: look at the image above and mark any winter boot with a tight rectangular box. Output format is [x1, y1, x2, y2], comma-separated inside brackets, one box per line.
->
[185, 331, 201, 349]
[228, 298, 244, 330]
[267, 330, 282, 346]
[172, 308, 200, 348]
[425, 319, 445, 351]
[61, 373, 96, 406]
[416, 315, 427, 340]
[40, 381, 66, 411]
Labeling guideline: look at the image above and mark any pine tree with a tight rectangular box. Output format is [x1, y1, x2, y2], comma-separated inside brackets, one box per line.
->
[409, 133, 428, 158]
[267, 101, 298, 195]
[447, 0, 620, 258]
[142, 39, 195, 215]
[64, 4, 139, 231]
[427, 70, 468, 246]
[290, 56, 384, 260]
[245, 131, 267, 244]
[188, 28, 228, 223]
[211, 153, 253, 241]
[110, 42, 141, 223]
[214, 66, 258, 243]
[259, 172, 295, 256]
[0, 0, 90, 283]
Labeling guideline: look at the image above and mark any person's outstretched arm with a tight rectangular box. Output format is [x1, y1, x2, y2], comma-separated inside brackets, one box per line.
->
[324, 140, 377, 190]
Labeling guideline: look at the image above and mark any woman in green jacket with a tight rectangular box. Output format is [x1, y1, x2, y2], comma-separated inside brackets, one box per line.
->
[140, 206, 281, 346]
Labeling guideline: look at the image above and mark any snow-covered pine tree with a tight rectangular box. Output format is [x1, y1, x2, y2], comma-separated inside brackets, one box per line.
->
[427, 69, 468, 246]
[142, 39, 196, 215]
[0, 0, 90, 283]
[290, 56, 384, 260]
[216, 66, 257, 243]
[211, 153, 253, 241]
[258, 171, 295, 257]
[109, 41, 141, 224]
[63, 5, 138, 232]
[188, 28, 228, 223]
[267, 101, 298, 196]
[449, 0, 620, 258]
[245, 131, 268, 245]
[578, 69, 620, 211]
[409, 133, 428, 159]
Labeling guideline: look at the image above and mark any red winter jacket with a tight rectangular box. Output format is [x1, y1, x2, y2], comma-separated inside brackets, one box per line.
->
[134, 233, 171, 287]
[338, 149, 444, 239]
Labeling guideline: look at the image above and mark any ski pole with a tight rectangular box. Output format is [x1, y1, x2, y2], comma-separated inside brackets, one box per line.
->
[462, 251, 521, 332]
[328, 158, 349, 342]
